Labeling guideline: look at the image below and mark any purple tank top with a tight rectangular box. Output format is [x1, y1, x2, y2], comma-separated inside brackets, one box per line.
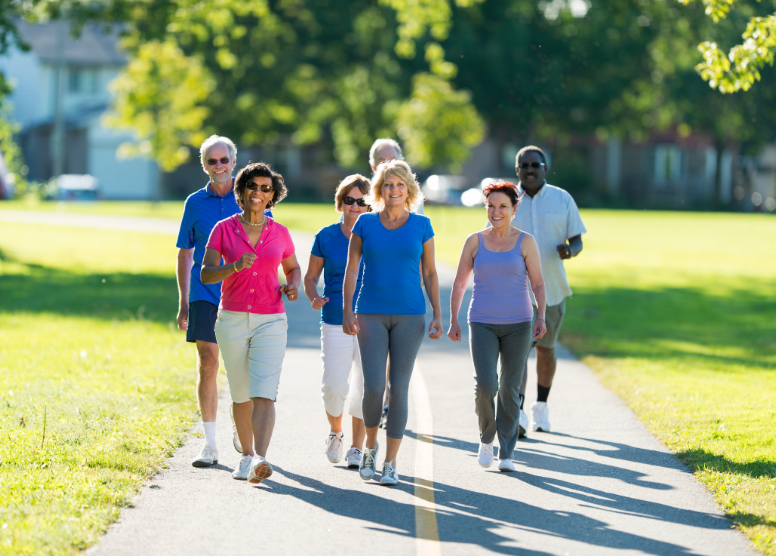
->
[468, 231, 534, 324]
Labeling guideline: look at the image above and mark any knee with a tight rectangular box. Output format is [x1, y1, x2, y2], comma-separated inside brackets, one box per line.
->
[197, 343, 220, 372]
[536, 346, 555, 361]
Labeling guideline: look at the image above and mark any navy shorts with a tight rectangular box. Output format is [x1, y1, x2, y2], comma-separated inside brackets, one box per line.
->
[186, 300, 218, 344]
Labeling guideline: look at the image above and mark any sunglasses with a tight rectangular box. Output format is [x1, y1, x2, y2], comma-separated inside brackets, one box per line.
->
[207, 157, 231, 166]
[246, 183, 273, 193]
[343, 196, 368, 207]
[519, 162, 545, 169]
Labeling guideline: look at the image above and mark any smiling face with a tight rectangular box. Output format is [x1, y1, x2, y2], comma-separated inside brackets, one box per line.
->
[342, 186, 369, 225]
[204, 142, 236, 187]
[382, 175, 408, 209]
[243, 176, 274, 214]
[516, 150, 546, 193]
[487, 191, 516, 228]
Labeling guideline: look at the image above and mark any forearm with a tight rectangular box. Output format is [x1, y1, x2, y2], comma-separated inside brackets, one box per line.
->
[449, 284, 466, 324]
[423, 270, 442, 318]
[342, 271, 357, 314]
[532, 284, 547, 319]
[568, 236, 583, 257]
[201, 262, 237, 284]
[176, 252, 193, 304]
[284, 268, 302, 289]
[303, 276, 319, 303]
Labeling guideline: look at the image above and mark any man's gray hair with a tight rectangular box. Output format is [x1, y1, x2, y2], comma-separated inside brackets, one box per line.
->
[200, 135, 237, 166]
[369, 138, 403, 167]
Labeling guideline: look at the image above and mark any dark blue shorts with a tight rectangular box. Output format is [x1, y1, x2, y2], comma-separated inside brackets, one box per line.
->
[186, 300, 218, 344]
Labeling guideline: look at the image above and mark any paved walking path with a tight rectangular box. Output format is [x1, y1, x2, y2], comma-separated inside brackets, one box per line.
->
[1, 209, 756, 555]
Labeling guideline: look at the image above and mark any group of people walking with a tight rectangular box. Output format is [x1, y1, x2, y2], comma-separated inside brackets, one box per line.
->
[176, 135, 586, 486]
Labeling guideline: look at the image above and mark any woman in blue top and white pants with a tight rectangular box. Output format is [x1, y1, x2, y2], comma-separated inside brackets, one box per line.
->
[304, 175, 370, 469]
[448, 181, 547, 472]
[343, 160, 443, 486]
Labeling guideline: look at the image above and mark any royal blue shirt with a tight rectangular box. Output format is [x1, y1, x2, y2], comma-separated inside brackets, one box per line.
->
[311, 223, 364, 325]
[352, 212, 434, 315]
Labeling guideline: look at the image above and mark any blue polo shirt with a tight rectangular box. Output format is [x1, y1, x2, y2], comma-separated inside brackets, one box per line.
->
[311, 223, 364, 325]
[176, 182, 241, 306]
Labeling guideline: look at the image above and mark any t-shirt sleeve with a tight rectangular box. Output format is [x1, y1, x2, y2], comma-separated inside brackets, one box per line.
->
[205, 221, 224, 254]
[311, 230, 324, 258]
[565, 196, 587, 238]
[282, 227, 295, 259]
[176, 200, 195, 249]
[422, 217, 435, 243]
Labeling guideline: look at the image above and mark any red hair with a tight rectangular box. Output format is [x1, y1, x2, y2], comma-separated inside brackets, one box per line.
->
[483, 180, 521, 206]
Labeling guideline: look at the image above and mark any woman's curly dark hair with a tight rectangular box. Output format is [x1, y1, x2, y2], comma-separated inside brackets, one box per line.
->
[234, 162, 288, 210]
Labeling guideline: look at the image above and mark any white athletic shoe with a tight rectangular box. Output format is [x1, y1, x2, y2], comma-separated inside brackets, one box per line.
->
[477, 442, 494, 468]
[530, 401, 551, 432]
[230, 405, 242, 453]
[346, 447, 363, 469]
[247, 455, 273, 484]
[359, 443, 379, 481]
[498, 459, 516, 472]
[231, 455, 252, 480]
[191, 444, 218, 467]
[325, 432, 345, 464]
[379, 462, 399, 486]
[518, 409, 529, 439]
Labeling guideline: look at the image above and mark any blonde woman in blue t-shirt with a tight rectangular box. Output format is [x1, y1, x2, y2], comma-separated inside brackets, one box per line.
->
[342, 160, 443, 486]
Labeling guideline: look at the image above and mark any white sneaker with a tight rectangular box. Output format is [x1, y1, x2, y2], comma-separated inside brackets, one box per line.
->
[232, 455, 252, 480]
[498, 459, 516, 472]
[247, 455, 273, 484]
[379, 462, 399, 486]
[477, 442, 494, 468]
[230, 405, 242, 453]
[346, 447, 363, 469]
[530, 401, 551, 432]
[359, 443, 379, 481]
[191, 444, 218, 467]
[518, 409, 529, 439]
[324, 432, 345, 464]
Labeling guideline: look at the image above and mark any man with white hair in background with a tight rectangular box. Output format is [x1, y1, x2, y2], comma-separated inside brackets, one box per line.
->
[175, 135, 244, 467]
[368, 138, 424, 214]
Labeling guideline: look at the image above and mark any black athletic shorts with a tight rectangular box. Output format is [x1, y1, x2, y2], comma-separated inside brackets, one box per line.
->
[186, 300, 218, 344]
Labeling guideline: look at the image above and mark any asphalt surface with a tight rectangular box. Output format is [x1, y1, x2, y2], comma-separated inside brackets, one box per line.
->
[0, 210, 756, 556]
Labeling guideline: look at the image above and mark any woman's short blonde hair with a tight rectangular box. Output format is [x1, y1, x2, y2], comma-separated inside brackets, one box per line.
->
[368, 160, 423, 212]
[335, 174, 371, 212]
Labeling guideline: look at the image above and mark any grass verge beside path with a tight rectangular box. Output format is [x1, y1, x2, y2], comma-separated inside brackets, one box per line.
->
[0, 223, 196, 555]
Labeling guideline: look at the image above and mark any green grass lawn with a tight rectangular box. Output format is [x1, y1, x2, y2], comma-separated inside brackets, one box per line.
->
[0, 223, 197, 555]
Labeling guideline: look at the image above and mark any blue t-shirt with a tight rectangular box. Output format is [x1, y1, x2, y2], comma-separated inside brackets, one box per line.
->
[352, 212, 434, 315]
[311, 223, 364, 325]
[176, 182, 272, 306]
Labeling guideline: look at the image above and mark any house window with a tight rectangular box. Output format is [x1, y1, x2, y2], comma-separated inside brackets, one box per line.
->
[654, 145, 681, 187]
[68, 67, 98, 93]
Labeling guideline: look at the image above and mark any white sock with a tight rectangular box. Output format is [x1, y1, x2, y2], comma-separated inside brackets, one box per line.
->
[202, 422, 217, 448]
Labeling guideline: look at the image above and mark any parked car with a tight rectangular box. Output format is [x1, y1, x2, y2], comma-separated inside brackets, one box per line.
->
[47, 174, 100, 201]
[421, 175, 471, 206]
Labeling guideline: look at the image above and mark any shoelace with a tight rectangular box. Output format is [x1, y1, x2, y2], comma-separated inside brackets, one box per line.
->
[383, 462, 395, 478]
[324, 434, 343, 454]
[362, 448, 376, 468]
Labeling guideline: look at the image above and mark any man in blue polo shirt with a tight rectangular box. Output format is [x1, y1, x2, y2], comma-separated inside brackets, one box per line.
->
[176, 135, 242, 467]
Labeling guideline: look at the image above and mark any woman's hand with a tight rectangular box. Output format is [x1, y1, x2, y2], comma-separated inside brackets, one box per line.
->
[311, 296, 329, 310]
[428, 315, 443, 340]
[281, 284, 299, 301]
[342, 311, 359, 335]
[447, 321, 461, 342]
[235, 252, 257, 271]
[533, 318, 547, 340]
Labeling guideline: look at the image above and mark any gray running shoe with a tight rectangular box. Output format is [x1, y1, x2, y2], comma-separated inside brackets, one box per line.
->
[359, 443, 379, 481]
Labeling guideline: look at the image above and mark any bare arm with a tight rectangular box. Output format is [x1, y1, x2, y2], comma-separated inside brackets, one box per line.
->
[176, 248, 194, 331]
[342, 233, 363, 335]
[303, 254, 329, 310]
[447, 234, 478, 342]
[280, 253, 302, 300]
[421, 237, 443, 340]
[523, 234, 548, 339]
[558, 234, 583, 260]
[201, 247, 255, 285]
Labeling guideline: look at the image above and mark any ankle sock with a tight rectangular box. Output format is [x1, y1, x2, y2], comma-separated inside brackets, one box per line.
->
[203, 421, 217, 448]
[537, 385, 551, 403]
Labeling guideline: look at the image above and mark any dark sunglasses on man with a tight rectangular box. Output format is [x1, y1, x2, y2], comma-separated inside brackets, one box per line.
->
[519, 162, 546, 169]
[246, 182, 274, 193]
[343, 196, 369, 207]
[207, 157, 231, 166]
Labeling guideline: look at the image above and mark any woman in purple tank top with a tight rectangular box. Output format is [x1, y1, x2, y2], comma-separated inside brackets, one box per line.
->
[448, 181, 547, 472]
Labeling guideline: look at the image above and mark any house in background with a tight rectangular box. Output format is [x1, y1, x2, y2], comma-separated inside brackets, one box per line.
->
[0, 21, 159, 199]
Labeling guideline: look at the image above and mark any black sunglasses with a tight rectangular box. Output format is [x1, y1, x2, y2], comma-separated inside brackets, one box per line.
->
[343, 196, 368, 207]
[246, 182, 273, 193]
[519, 162, 545, 169]
[207, 157, 231, 166]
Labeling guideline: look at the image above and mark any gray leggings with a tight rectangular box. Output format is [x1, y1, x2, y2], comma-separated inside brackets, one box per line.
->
[357, 313, 425, 439]
[469, 321, 533, 460]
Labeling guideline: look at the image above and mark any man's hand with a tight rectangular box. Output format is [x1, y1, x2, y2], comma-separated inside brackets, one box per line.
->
[281, 284, 299, 301]
[235, 252, 258, 270]
[557, 244, 572, 260]
[311, 296, 329, 310]
[176, 303, 189, 331]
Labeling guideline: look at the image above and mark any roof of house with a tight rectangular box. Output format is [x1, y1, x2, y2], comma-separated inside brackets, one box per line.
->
[16, 20, 126, 65]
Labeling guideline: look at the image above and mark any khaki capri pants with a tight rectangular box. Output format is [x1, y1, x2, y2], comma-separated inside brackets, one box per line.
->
[214, 310, 288, 403]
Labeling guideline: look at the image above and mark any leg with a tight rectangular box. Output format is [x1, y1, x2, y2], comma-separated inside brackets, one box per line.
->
[495, 322, 533, 460]
[383, 314, 425, 464]
[469, 322, 501, 445]
[232, 400, 254, 456]
[357, 314, 390, 449]
[321, 323, 354, 433]
[349, 334, 366, 449]
[251, 397, 276, 457]
[195, 340, 220, 423]
[536, 346, 557, 389]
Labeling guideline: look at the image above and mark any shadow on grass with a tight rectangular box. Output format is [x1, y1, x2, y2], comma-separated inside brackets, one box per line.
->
[675, 447, 776, 481]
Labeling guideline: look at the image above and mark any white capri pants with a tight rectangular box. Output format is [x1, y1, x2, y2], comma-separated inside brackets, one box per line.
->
[321, 322, 364, 420]
[214, 310, 288, 403]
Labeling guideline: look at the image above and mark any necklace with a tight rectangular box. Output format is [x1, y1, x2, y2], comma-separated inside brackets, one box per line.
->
[240, 214, 266, 227]
[383, 210, 407, 227]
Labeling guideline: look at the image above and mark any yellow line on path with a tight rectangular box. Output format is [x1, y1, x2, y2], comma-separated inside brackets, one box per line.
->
[411, 366, 442, 556]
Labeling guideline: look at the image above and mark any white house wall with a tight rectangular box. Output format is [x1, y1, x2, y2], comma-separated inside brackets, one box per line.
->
[88, 124, 158, 200]
[0, 47, 43, 127]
